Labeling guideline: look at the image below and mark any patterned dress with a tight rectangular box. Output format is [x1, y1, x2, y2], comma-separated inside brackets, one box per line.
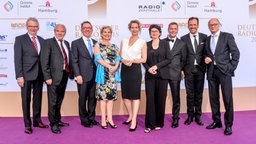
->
[96, 43, 118, 100]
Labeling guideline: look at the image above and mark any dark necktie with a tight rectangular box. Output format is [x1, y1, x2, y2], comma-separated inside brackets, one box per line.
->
[60, 40, 69, 72]
[32, 36, 38, 54]
[169, 39, 174, 43]
[193, 35, 198, 53]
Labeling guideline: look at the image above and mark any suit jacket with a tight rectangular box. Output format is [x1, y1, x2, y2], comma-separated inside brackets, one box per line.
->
[204, 32, 240, 79]
[40, 37, 73, 85]
[181, 33, 207, 74]
[71, 37, 97, 82]
[163, 37, 186, 81]
[143, 39, 171, 79]
[14, 33, 45, 80]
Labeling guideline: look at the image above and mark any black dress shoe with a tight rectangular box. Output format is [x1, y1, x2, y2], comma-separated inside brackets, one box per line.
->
[195, 118, 204, 126]
[171, 119, 179, 128]
[129, 122, 137, 132]
[90, 120, 100, 126]
[58, 121, 69, 127]
[51, 125, 61, 134]
[122, 120, 132, 125]
[206, 121, 222, 129]
[224, 127, 232, 135]
[33, 122, 49, 128]
[184, 117, 193, 125]
[81, 122, 93, 128]
[24, 127, 33, 134]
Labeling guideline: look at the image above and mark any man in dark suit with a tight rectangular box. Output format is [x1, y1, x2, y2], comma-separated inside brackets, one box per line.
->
[40, 24, 73, 134]
[163, 22, 186, 128]
[181, 17, 207, 126]
[14, 17, 48, 134]
[71, 21, 99, 127]
[204, 18, 240, 135]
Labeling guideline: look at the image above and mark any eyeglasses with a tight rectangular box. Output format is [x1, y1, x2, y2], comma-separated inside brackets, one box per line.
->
[82, 27, 92, 30]
[27, 25, 39, 28]
[151, 30, 159, 33]
[208, 23, 219, 27]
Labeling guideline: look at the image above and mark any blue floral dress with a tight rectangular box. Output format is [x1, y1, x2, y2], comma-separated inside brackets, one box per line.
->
[95, 43, 118, 100]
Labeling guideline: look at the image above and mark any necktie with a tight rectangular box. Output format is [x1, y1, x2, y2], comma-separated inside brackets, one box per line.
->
[210, 35, 216, 54]
[32, 36, 38, 54]
[60, 40, 69, 72]
[193, 35, 198, 53]
[87, 39, 93, 57]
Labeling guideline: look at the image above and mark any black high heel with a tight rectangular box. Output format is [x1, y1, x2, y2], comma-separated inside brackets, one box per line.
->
[101, 125, 108, 129]
[122, 120, 132, 125]
[129, 122, 138, 132]
[106, 121, 117, 129]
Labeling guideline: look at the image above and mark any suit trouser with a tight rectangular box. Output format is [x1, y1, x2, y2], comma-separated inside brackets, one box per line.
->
[208, 66, 233, 127]
[185, 66, 205, 118]
[77, 80, 96, 123]
[21, 77, 44, 127]
[145, 77, 168, 129]
[47, 71, 69, 127]
[168, 80, 181, 120]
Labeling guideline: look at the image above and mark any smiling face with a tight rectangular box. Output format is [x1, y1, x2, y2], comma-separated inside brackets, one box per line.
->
[208, 18, 220, 35]
[26, 20, 39, 36]
[54, 24, 66, 41]
[188, 18, 199, 35]
[168, 23, 178, 38]
[101, 26, 112, 41]
[81, 22, 93, 38]
[129, 22, 140, 36]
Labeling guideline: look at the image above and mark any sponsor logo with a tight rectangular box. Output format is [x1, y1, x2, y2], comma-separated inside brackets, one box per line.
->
[38, 1, 58, 13]
[204, 1, 222, 13]
[0, 82, 8, 86]
[186, 1, 199, 8]
[0, 57, 7, 60]
[249, 0, 256, 18]
[4, 1, 14, 12]
[138, 1, 166, 12]
[0, 74, 7, 78]
[0, 35, 7, 41]
[19, 1, 33, 8]
[0, 49, 7, 52]
[0, 66, 8, 70]
[141, 24, 164, 28]
[171, 1, 181, 12]
[11, 23, 26, 29]
[88, 0, 107, 18]
[46, 21, 56, 31]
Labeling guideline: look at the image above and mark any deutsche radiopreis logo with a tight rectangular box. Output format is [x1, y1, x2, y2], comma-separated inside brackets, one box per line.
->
[249, 0, 256, 18]
[4, 1, 13, 12]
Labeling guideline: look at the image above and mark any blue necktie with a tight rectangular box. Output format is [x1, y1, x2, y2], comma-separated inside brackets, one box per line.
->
[210, 35, 216, 54]
[87, 39, 93, 57]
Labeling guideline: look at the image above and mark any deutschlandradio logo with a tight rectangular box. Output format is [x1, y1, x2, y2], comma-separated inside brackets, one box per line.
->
[4, 1, 14, 12]
[172, 1, 181, 12]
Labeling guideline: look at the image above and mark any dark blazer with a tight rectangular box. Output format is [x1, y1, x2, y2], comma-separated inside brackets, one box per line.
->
[14, 33, 45, 80]
[143, 39, 171, 79]
[204, 32, 240, 79]
[40, 37, 73, 85]
[181, 33, 207, 74]
[163, 38, 187, 81]
[71, 37, 97, 82]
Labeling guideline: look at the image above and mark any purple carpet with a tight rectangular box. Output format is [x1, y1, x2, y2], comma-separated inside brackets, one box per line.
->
[0, 111, 255, 144]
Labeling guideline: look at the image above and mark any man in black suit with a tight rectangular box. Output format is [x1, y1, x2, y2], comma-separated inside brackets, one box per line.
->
[40, 24, 73, 134]
[204, 18, 240, 135]
[71, 21, 99, 127]
[14, 17, 48, 134]
[181, 17, 207, 126]
[163, 22, 186, 128]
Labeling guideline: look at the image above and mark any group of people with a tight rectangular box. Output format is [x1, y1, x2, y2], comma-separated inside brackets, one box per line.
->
[14, 17, 240, 136]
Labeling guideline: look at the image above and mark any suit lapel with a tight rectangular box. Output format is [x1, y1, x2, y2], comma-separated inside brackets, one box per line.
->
[53, 38, 64, 58]
[214, 32, 223, 55]
[25, 33, 38, 55]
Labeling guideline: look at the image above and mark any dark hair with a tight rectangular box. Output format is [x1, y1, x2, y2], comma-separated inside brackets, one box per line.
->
[188, 17, 199, 25]
[149, 24, 162, 38]
[81, 21, 92, 29]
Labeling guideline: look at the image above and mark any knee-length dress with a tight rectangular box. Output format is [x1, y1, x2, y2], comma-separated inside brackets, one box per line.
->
[96, 43, 118, 100]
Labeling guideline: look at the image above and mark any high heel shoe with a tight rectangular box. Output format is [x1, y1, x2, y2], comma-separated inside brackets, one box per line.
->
[101, 125, 108, 129]
[129, 122, 138, 132]
[106, 121, 117, 129]
[122, 120, 132, 125]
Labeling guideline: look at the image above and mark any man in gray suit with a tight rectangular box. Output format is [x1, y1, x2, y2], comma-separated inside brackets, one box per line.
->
[40, 24, 73, 134]
[204, 18, 240, 135]
[14, 17, 48, 134]
[163, 22, 186, 128]
[181, 17, 207, 126]
[71, 21, 99, 128]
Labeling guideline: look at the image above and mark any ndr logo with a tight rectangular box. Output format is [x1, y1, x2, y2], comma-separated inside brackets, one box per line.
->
[4, 1, 14, 12]
[0, 35, 7, 41]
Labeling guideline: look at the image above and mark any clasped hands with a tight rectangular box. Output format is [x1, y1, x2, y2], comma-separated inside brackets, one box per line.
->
[148, 65, 158, 75]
